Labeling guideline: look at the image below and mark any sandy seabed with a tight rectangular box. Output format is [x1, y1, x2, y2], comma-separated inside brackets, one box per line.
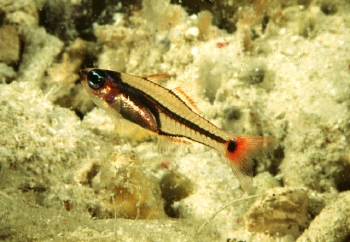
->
[0, 0, 350, 241]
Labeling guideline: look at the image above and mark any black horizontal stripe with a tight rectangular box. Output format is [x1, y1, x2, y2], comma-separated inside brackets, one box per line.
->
[117, 76, 227, 145]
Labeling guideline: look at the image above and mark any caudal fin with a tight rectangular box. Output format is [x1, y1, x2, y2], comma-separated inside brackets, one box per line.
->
[224, 136, 274, 192]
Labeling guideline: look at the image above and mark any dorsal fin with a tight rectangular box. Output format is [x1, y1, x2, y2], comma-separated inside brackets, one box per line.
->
[145, 74, 171, 85]
[172, 86, 201, 113]
[145, 73, 201, 113]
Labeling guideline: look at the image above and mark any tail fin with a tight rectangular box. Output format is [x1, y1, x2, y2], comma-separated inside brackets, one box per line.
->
[224, 136, 274, 192]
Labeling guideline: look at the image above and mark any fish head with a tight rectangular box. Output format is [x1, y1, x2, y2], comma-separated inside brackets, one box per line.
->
[79, 68, 121, 103]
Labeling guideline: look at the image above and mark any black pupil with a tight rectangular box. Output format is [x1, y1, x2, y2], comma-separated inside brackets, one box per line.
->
[87, 70, 106, 90]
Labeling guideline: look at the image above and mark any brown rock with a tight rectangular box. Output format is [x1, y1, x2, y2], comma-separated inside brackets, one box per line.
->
[245, 187, 309, 238]
[0, 25, 20, 64]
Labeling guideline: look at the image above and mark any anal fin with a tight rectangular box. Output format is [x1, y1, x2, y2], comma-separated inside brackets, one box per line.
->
[157, 135, 190, 154]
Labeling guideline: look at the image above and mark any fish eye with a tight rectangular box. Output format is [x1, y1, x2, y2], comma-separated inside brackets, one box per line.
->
[87, 69, 106, 90]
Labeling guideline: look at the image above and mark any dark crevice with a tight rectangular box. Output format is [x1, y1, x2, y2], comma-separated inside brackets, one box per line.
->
[80, 51, 98, 70]
[342, 233, 350, 242]
[74, 109, 85, 120]
[0, 10, 6, 26]
[87, 205, 100, 218]
[335, 162, 350, 192]
[269, 145, 285, 176]
[19, 184, 47, 193]
[252, 159, 258, 177]
[224, 106, 242, 121]
[38, 0, 106, 41]
[86, 164, 100, 187]
[170, 0, 214, 16]
[261, 15, 269, 33]
[159, 171, 193, 218]
[320, 2, 338, 15]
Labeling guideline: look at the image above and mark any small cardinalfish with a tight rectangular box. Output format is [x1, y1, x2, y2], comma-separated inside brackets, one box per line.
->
[79, 68, 273, 192]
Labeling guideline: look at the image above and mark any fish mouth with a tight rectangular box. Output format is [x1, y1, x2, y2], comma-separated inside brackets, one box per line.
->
[78, 69, 89, 82]
[79, 69, 94, 98]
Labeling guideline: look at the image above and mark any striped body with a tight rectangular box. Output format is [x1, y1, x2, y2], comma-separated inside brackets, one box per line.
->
[79, 68, 271, 192]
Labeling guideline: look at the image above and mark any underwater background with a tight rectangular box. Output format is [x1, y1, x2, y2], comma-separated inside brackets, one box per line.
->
[0, 0, 349, 241]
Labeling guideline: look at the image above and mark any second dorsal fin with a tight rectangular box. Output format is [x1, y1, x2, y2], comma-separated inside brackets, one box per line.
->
[145, 73, 201, 113]
[172, 86, 201, 113]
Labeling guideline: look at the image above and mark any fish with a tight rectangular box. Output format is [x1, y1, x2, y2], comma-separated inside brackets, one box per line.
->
[79, 68, 273, 192]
